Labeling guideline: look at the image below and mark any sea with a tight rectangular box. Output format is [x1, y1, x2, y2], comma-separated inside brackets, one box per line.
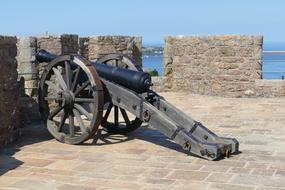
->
[142, 42, 285, 79]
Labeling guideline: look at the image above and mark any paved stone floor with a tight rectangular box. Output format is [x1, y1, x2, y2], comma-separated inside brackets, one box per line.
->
[1, 92, 285, 190]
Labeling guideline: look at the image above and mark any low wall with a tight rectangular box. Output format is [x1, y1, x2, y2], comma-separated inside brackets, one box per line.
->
[255, 80, 285, 97]
[0, 36, 20, 146]
[160, 35, 279, 97]
[79, 36, 142, 67]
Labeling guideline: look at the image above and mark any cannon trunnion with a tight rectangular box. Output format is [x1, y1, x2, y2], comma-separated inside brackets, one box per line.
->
[36, 50, 239, 160]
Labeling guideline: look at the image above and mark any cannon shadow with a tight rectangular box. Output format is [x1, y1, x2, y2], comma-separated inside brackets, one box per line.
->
[89, 124, 240, 160]
[86, 124, 190, 155]
[131, 125, 191, 155]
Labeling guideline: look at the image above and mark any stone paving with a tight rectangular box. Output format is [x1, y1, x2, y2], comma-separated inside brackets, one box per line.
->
[1, 92, 285, 190]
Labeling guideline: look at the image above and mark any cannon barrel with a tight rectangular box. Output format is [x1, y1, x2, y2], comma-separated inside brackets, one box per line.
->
[36, 49, 152, 93]
[36, 49, 57, 63]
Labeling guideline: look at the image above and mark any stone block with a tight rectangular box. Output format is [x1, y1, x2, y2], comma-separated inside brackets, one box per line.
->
[16, 37, 37, 80]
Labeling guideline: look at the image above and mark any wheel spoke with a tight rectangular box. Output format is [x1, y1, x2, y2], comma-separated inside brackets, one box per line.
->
[45, 80, 62, 92]
[48, 106, 64, 120]
[58, 113, 68, 132]
[65, 61, 72, 90]
[74, 81, 91, 96]
[75, 98, 95, 103]
[114, 106, 119, 126]
[73, 109, 86, 133]
[71, 67, 81, 92]
[69, 115, 74, 136]
[52, 67, 67, 90]
[74, 103, 93, 120]
[103, 103, 113, 121]
[120, 108, 131, 125]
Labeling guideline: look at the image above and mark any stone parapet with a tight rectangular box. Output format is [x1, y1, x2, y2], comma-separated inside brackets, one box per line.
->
[163, 35, 263, 97]
[79, 35, 142, 67]
[37, 34, 78, 55]
[0, 35, 20, 146]
[254, 79, 285, 97]
[36, 34, 79, 77]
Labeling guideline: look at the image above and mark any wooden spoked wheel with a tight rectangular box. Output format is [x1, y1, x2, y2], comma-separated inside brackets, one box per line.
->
[96, 53, 143, 71]
[97, 54, 143, 134]
[38, 55, 104, 144]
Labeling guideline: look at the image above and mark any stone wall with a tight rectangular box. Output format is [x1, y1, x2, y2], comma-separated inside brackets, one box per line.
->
[0, 36, 20, 146]
[79, 36, 142, 67]
[37, 34, 78, 55]
[17, 34, 79, 97]
[16, 35, 142, 84]
[15, 34, 143, 123]
[37, 34, 79, 76]
[162, 35, 263, 97]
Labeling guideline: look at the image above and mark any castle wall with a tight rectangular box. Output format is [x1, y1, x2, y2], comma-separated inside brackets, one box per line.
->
[79, 36, 142, 67]
[158, 35, 284, 97]
[0, 36, 20, 146]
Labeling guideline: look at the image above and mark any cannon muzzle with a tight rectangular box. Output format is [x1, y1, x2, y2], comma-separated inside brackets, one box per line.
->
[35, 50, 152, 93]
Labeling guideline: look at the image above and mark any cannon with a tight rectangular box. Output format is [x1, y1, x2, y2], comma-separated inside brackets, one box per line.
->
[36, 49, 239, 160]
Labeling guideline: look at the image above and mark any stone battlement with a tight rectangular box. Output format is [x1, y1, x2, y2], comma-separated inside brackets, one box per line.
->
[0, 35, 20, 146]
[152, 35, 285, 97]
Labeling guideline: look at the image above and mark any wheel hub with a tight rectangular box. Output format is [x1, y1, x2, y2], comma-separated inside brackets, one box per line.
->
[62, 91, 75, 111]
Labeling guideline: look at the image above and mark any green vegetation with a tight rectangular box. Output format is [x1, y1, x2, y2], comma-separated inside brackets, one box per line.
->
[149, 69, 159, 76]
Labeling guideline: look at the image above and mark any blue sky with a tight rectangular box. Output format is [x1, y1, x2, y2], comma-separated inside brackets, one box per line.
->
[0, 0, 285, 45]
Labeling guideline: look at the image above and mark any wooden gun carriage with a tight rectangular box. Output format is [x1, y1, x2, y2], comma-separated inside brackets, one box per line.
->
[36, 50, 239, 160]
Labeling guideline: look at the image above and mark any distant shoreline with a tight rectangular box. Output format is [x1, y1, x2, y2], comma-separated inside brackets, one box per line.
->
[142, 46, 163, 57]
